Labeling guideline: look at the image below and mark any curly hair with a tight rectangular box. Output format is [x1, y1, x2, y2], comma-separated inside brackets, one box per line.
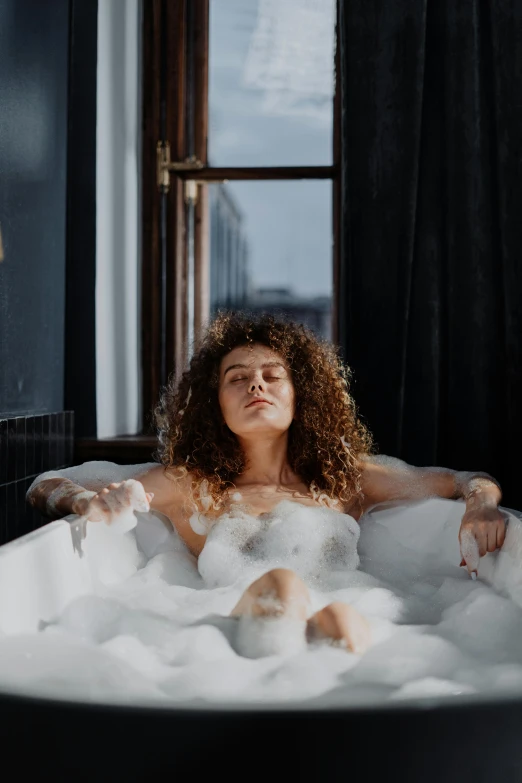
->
[155, 311, 375, 511]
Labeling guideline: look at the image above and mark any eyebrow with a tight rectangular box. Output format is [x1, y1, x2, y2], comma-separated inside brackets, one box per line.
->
[223, 361, 286, 377]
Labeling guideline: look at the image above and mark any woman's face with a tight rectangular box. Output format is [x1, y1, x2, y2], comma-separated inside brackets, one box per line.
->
[218, 343, 295, 438]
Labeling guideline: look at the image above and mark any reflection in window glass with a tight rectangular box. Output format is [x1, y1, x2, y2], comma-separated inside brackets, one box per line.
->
[209, 181, 332, 339]
[209, 0, 336, 166]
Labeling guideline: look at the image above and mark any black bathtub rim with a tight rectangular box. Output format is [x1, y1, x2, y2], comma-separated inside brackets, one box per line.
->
[2, 681, 522, 718]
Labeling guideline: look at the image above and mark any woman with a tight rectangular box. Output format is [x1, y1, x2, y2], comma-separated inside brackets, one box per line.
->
[28, 313, 505, 655]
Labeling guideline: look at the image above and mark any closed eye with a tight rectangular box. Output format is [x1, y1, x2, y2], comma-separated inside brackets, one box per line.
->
[230, 375, 283, 383]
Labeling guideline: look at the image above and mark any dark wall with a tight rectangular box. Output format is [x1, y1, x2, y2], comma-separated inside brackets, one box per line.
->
[0, 0, 99, 542]
[0, 412, 74, 545]
[0, 0, 69, 416]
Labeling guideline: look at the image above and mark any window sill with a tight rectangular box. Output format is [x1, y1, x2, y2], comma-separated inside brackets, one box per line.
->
[75, 435, 158, 465]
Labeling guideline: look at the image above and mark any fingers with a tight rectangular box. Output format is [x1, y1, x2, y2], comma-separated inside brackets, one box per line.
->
[123, 479, 151, 512]
[486, 528, 498, 554]
[459, 528, 480, 576]
[459, 517, 507, 578]
[84, 480, 152, 523]
[471, 522, 506, 556]
[497, 518, 507, 550]
[460, 560, 478, 579]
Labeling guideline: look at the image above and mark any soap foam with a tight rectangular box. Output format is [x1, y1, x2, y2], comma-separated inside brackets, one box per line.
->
[3, 479, 522, 709]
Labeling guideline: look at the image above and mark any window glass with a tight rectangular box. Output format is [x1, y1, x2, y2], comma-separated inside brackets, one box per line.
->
[209, 0, 336, 166]
[209, 180, 332, 339]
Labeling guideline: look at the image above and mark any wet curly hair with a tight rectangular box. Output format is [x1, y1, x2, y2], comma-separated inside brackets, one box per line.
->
[155, 311, 375, 511]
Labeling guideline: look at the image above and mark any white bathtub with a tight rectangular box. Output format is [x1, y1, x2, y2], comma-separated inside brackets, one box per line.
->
[0, 520, 93, 636]
[2, 505, 522, 782]
[0, 511, 147, 636]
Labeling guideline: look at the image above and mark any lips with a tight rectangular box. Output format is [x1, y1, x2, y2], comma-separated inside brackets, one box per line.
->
[246, 398, 271, 408]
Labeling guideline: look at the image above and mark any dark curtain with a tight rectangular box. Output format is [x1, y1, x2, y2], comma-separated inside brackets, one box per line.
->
[339, 0, 522, 508]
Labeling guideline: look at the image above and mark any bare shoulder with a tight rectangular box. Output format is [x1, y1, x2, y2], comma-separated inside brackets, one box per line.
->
[135, 464, 194, 509]
[356, 453, 457, 507]
[356, 453, 419, 507]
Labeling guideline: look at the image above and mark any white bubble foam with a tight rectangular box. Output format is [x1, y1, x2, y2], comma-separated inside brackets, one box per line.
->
[351, 630, 467, 687]
[234, 616, 307, 659]
[390, 677, 476, 701]
[197, 500, 360, 590]
[28, 460, 157, 496]
[2, 494, 522, 709]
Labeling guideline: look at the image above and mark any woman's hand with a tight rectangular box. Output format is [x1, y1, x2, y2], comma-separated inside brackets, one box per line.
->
[72, 480, 154, 525]
[459, 501, 507, 577]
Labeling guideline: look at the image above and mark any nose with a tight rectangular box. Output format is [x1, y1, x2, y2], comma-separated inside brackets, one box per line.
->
[248, 374, 265, 393]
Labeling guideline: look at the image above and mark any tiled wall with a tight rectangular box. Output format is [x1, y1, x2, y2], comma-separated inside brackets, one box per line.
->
[0, 412, 74, 546]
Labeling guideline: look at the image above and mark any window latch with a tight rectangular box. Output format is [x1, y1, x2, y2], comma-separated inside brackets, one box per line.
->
[156, 141, 204, 193]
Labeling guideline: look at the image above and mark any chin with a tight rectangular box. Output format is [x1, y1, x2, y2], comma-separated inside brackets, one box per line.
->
[238, 422, 291, 437]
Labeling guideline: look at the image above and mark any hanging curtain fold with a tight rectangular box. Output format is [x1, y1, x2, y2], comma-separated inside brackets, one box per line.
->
[338, 0, 522, 506]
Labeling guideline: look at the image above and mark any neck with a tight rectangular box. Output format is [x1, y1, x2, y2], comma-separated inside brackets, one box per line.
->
[235, 431, 297, 487]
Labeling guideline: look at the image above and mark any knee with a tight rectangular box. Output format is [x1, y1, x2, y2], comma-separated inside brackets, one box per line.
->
[232, 568, 310, 620]
[260, 568, 310, 604]
[317, 601, 346, 622]
[262, 567, 301, 590]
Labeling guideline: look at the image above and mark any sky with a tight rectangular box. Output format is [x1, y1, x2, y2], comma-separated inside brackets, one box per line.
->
[208, 0, 335, 298]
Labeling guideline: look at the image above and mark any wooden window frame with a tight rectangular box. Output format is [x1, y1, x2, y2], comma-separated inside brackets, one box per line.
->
[141, 0, 341, 435]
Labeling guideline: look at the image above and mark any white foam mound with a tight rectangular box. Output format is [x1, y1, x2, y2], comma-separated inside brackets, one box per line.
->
[198, 500, 361, 591]
[2, 482, 522, 709]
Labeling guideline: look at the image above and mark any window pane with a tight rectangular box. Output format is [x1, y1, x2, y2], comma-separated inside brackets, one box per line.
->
[209, 0, 336, 166]
[209, 180, 332, 339]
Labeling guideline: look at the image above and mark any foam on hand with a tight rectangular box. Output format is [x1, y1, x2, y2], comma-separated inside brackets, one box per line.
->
[2, 482, 522, 709]
[459, 528, 480, 575]
[28, 461, 157, 495]
[28, 462, 156, 538]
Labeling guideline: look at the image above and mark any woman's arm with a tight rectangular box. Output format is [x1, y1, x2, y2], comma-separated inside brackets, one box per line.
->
[359, 455, 501, 506]
[28, 476, 96, 519]
[27, 461, 157, 521]
[359, 455, 505, 575]
[27, 461, 207, 556]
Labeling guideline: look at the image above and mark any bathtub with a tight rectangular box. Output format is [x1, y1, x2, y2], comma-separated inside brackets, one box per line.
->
[1, 516, 522, 781]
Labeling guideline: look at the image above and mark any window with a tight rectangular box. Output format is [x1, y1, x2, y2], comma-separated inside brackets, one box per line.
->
[209, 180, 333, 339]
[142, 0, 340, 429]
[208, 0, 335, 167]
